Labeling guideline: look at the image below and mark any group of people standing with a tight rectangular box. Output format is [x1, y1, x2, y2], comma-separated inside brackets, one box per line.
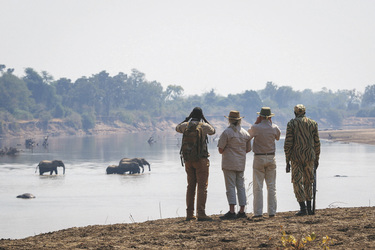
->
[176, 105, 320, 221]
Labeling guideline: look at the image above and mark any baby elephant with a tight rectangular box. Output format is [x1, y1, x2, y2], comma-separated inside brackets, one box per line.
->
[36, 160, 65, 175]
[106, 163, 140, 175]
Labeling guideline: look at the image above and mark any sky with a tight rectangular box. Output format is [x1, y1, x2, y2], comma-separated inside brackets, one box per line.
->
[1, 0, 374, 96]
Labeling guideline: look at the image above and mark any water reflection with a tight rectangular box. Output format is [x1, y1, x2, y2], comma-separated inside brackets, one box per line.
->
[0, 133, 374, 239]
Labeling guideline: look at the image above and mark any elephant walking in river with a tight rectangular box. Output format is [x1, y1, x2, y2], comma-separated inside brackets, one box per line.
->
[106, 163, 140, 174]
[119, 158, 151, 172]
[36, 160, 65, 175]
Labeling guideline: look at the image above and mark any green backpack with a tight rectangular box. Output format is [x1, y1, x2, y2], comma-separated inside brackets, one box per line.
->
[180, 122, 208, 164]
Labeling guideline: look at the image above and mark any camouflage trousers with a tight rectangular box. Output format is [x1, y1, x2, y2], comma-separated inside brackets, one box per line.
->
[291, 161, 314, 202]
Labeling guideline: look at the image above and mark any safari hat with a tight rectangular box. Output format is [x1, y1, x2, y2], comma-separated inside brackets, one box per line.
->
[294, 104, 306, 115]
[224, 110, 244, 120]
[257, 107, 275, 118]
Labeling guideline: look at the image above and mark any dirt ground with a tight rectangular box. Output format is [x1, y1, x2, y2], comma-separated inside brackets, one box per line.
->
[0, 207, 374, 249]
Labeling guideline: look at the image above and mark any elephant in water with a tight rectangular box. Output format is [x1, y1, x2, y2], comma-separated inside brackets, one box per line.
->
[106, 163, 140, 175]
[36, 160, 65, 175]
[119, 158, 151, 172]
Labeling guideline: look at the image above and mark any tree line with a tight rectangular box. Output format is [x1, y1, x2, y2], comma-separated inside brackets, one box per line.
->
[1, 64, 375, 134]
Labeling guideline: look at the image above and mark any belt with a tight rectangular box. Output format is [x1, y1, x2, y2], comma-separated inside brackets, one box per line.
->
[254, 152, 275, 155]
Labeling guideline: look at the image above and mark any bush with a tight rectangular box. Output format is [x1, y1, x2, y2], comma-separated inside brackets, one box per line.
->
[116, 111, 135, 125]
[13, 109, 33, 120]
[82, 112, 96, 130]
[65, 113, 82, 129]
[53, 104, 65, 118]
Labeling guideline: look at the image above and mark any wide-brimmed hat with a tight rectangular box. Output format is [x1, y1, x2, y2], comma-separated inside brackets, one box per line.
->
[294, 104, 306, 115]
[257, 107, 275, 118]
[224, 110, 244, 120]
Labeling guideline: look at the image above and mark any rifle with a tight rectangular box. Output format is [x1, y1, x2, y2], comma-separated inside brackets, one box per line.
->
[312, 166, 317, 214]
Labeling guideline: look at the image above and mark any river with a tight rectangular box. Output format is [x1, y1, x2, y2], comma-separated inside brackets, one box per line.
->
[0, 132, 374, 239]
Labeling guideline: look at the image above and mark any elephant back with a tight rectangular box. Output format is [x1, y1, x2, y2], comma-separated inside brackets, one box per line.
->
[38, 160, 53, 167]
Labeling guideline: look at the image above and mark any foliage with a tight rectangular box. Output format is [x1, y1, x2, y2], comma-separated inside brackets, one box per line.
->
[362, 84, 375, 107]
[82, 112, 96, 130]
[0, 64, 373, 131]
[65, 113, 82, 130]
[280, 225, 334, 249]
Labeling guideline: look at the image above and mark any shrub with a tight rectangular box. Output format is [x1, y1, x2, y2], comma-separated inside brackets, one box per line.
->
[82, 112, 96, 130]
[65, 113, 82, 129]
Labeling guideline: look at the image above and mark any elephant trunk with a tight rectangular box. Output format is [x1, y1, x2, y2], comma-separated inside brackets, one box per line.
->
[147, 163, 151, 171]
[61, 164, 65, 174]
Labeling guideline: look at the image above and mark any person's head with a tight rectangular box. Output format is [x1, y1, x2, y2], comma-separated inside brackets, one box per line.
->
[257, 107, 275, 120]
[190, 107, 203, 120]
[294, 104, 306, 116]
[225, 110, 243, 125]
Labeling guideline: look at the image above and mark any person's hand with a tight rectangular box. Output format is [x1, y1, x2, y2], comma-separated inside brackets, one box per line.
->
[286, 162, 291, 173]
[314, 160, 319, 170]
[255, 116, 261, 124]
[202, 115, 209, 124]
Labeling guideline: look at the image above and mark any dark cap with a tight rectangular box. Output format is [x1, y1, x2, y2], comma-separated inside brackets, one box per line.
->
[190, 107, 203, 119]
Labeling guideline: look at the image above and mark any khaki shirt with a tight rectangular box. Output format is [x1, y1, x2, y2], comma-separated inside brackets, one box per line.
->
[217, 124, 251, 171]
[248, 120, 281, 154]
[175, 120, 215, 136]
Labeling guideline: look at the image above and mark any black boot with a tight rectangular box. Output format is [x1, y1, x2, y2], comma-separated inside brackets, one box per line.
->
[295, 202, 307, 216]
[307, 201, 314, 215]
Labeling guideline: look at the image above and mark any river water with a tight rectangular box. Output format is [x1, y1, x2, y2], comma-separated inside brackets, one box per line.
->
[0, 132, 374, 239]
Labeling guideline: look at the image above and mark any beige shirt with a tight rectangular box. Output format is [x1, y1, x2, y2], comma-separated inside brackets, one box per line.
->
[248, 120, 281, 154]
[217, 124, 251, 171]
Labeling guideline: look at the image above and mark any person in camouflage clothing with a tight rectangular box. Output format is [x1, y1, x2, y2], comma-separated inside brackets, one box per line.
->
[284, 104, 320, 216]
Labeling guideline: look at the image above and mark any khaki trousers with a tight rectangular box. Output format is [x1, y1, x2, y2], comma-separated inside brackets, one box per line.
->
[222, 169, 247, 206]
[253, 155, 277, 216]
[291, 161, 314, 202]
[185, 158, 209, 217]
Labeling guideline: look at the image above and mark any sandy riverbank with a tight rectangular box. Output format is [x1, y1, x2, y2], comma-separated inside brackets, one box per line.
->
[319, 128, 375, 145]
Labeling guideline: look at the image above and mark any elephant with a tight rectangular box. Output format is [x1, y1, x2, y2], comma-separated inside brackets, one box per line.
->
[106, 163, 140, 175]
[119, 158, 151, 172]
[35, 160, 65, 175]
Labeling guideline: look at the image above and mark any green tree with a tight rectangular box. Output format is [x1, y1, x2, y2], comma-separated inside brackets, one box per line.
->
[23, 68, 59, 112]
[0, 72, 34, 114]
[361, 84, 375, 108]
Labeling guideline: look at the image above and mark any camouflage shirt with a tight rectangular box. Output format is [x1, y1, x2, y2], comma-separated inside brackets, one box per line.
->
[284, 114, 320, 163]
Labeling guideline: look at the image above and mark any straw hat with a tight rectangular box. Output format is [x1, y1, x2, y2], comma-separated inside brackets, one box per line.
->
[257, 107, 275, 118]
[224, 110, 244, 120]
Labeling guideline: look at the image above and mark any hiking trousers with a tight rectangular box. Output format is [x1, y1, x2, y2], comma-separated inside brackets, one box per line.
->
[253, 154, 277, 216]
[291, 161, 314, 202]
[222, 169, 247, 207]
[185, 158, 210, 217]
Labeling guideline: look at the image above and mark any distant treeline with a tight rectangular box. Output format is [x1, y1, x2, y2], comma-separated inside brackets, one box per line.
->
[1, 64, 375, 133]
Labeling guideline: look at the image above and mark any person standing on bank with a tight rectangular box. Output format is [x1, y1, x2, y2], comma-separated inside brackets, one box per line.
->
[248, 107, 281, 218]
[217, 111, 251, 220]
[176, 107, 216, 221]
[284, 104, 320, 216]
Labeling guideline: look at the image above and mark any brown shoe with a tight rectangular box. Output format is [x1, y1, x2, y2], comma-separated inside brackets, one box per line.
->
[186, 216, 196, 221]
[197, 215, 213, 221]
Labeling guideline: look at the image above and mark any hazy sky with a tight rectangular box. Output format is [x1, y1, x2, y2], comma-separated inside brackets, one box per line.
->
[1, 0, 374, 96]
